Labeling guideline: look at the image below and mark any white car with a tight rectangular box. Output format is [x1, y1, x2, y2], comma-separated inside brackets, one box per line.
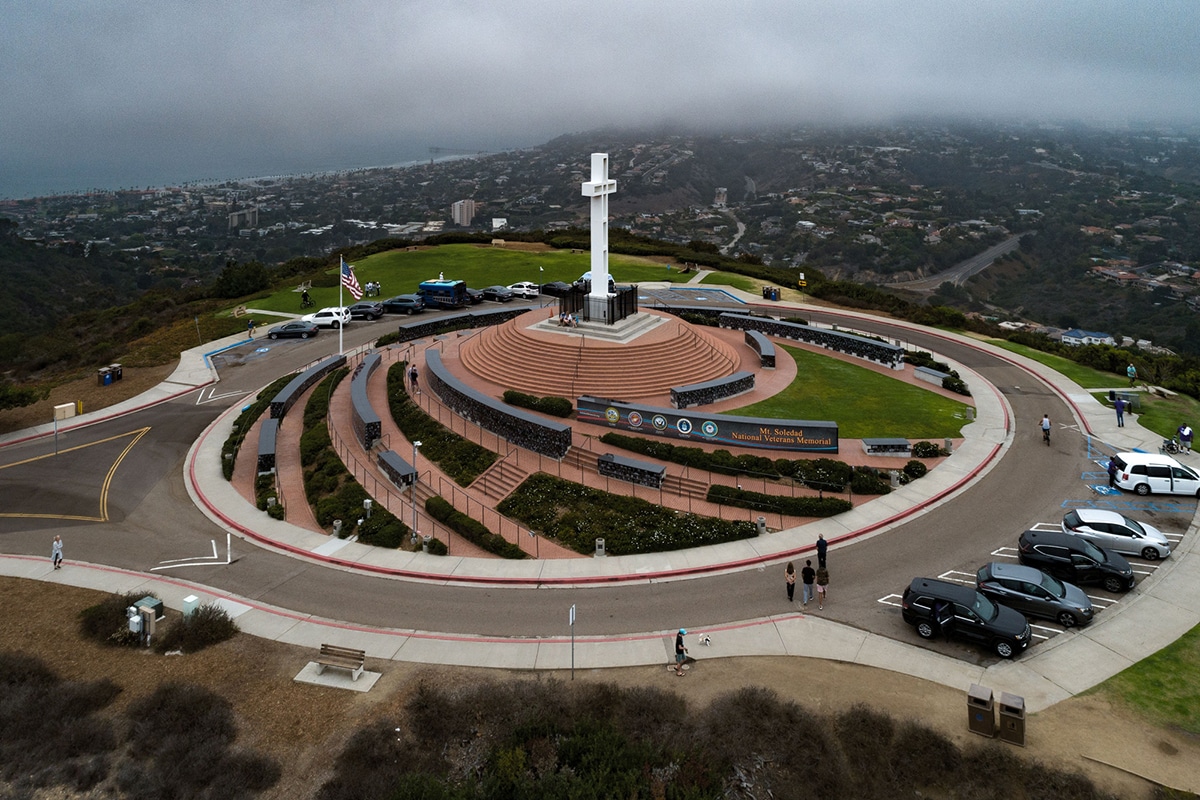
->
[1061, 508, 1172, 561]
[507, 281, 540, 299]
[301, 306, 351, 329]
[1109, 452, 1200, 497]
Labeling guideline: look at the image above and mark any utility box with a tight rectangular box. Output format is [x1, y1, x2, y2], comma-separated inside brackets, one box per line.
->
[182, 595, 200, 617]
[967, 684, 995, 738]
[997, 692, 1026, 747]
[138, 606, 157, 641]
[136, 596, 164, 621]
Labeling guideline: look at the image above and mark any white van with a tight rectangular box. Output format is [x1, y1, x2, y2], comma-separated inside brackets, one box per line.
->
[1110, 452, 1200, 497]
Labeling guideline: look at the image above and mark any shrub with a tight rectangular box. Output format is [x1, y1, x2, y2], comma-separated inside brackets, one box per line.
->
[220, 373, 295, 480]
[426, 495, 526, 558]
[911, 440, 942, 458]
[79, 592, 154, 647]
[707, 484, 853, 517]
[425, 537, 448, 556]
[503, 390, 574, 418]
[943, 374, 971, 396]
[154, 604, 239, 654]
[850, 467, 892, 495]
[903, 459, 928, 479]
[357, 509, 410, 549]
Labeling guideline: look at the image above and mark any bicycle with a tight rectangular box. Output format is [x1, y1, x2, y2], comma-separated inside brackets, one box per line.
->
[1041, 424, 1051, 446]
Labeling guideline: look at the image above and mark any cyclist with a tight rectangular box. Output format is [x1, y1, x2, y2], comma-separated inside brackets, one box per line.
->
[1040, 414, 1051, 445]
[301, 289, 312, 308]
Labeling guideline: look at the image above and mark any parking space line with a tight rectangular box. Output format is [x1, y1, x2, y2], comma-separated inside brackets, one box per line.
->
[1030, 522, 1058, 532]
[936, 570, 975, 584]
[877, 594, 903, 608]
[1131, 566, 1156, 575]
[990, 546, 1019, 558]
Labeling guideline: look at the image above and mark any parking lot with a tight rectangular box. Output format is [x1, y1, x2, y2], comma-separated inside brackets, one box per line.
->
[877, 449, 1194, 661]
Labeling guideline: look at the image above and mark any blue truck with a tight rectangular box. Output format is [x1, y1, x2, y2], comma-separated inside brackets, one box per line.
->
[416, 278, 468, 309]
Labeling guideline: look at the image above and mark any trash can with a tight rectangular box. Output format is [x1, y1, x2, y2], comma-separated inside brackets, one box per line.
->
[333, 519, 343, 536]
[762, 286, 771, 299]
[1108, 389, 1116, 402]
[967, 684, 995, 737]
[944, 437, 953, 455]
[97, 367, 111, 386]
[109, 363, 123, 381]
[595, 538, 606, 557]
[756, 516, 766, 535]
[422, 535, 431, 552]
[772, 288, 780, 301]
[997, 692, 1025, 746]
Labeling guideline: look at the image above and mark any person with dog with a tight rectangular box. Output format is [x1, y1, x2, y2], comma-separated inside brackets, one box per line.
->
[674, 629, 688, 676]
[801, 560, 816, 605]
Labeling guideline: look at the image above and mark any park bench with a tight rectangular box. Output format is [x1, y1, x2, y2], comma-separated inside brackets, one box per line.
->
[315, 643, 366, 681]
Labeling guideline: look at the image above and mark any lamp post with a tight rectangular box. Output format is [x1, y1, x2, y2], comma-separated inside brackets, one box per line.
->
[411, 440, 422, 543]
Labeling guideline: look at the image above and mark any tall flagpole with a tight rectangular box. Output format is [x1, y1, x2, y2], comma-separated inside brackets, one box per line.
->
[338, 257, 345, 355]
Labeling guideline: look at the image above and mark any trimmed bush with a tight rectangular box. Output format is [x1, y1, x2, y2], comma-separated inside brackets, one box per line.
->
[707, 484, 853, 517]
[850, 467, 892, 495]
[503, 389, 574, 418]
[911, 440, 943, 458]
[357, 508, 410, 548]
[903, 459, 928, 479]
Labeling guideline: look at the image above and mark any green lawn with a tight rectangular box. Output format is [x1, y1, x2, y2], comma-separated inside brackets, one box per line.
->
[986, 339, 1118, 389]
[699, 270, 765, 294]
[734, 346, 971, 439]
[1093, 623, 1200, 735]
[1094, 389, 1200, 441]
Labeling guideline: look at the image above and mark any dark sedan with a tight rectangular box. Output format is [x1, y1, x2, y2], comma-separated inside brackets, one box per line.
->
[267, 320, 320, 340]
[347, 301, 384, 320]
[540, 281, 573, 297]
[381, 294, 426, 315]
[481, 285, 514, 301]
[464, 287, 485, 305]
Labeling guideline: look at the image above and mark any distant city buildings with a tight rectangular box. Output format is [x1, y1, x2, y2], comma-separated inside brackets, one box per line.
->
[451, 199, 476, 226]
[228, 207, 258, 230]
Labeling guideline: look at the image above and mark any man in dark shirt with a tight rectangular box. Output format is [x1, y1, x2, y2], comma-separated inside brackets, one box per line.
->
[816, 534, 828, 568]
[801, 560, 816, 605]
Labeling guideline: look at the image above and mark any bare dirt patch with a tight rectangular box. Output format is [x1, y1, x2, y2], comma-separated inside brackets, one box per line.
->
[0, 363, 176, 436]
[4, 577, 1197, 799]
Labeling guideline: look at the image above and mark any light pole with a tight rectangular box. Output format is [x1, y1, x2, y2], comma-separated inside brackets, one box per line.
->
[411, 440, 422, 543]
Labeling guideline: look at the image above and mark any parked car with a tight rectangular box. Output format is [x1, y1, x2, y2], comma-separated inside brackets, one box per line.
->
[347, 301, 384, 321]
[975, 562, 1094, 627]
[381, 294, 426, 315]
[267, 320, 320, 340]
[1061, 508, 1171, 561]
[507, 281, 540, 299]
[540, 280, 573, 297]
[1109, 451, 1200, 497]
[573, 273, 616, 293]
[301, 306, 351, 329]
[464, 287, 485, 305]
[1017, 529, 1135, 593]
[480, 285, 514, 302]
[901, 578, 1031, 658]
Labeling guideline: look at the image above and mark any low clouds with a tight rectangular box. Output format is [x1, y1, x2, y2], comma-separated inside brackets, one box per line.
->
[2, 0, 1198, 196]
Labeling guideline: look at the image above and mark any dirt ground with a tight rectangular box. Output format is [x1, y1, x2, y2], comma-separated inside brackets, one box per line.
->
[0, 363, 177, 437]
[2, 578, 1198, 799]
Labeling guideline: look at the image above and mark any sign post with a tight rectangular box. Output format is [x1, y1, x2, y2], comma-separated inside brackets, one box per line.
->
[569, 604, 576, 680]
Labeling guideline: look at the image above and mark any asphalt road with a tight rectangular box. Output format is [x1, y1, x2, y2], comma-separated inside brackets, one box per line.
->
[886, 234, 1024, 291]
[2, 302, 1180, 664]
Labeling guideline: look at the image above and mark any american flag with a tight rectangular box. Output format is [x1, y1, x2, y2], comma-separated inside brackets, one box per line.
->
[341, 258, 363, 300]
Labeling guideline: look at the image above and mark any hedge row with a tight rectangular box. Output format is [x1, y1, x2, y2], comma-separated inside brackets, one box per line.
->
[707, 485, 853, 517]
[425, 496, 522, 559]
[498, 473, 757, 555]
[386, 363, 497, 486]
[502, 389, 573, 418]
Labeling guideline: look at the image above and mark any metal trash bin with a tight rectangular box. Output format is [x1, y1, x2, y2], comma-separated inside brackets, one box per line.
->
[967, 683, 995, 737]
[997, 692, 1025, 746]
[109, 363, 123, 381]
[595, 538, 606, 557]
[756, 516, 766, 535]
[98, 367, 111, 386]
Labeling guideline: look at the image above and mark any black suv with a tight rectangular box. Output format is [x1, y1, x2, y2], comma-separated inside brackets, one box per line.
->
[1017, 530, 1135, 593]
[347, 301, 384, 321]
[901, 578, 1031, 658]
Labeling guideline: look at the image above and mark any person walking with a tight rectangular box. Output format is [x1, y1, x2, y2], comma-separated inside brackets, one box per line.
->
[674, 629, 688, 676]
[1107, 458, 1118, 488]
[815, 565, 829, 610]
[1114, 397, 1126, 428]
[785, 562, 796, 602]
[1127, 363, 1138, 387]
[801, 560, 816, 605]
[816, 533, 828, 568]
[408, 364, 419, 392]
[1178, 424, 1193, 454]
[51, 535, 63, 569]
[246, 319, 256, 339]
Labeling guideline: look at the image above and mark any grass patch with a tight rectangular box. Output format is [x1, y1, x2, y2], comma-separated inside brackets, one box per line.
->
[699, 270, 767, 294]
[987, 339, 1117, 389]
[735, 345, 970, 439]
[1093, 623, 1200, 735]
[1090, 389, 1200, 441]
[234, 244, 687, 316]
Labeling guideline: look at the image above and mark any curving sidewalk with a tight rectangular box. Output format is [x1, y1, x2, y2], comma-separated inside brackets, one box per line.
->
[3, 296, 1198, 713]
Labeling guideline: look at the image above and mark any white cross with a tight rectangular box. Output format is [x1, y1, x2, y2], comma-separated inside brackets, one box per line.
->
[581, 153, 616, 299]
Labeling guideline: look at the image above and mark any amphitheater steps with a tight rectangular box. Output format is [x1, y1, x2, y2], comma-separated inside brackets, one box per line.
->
[471, 459, 531, 501]
[458, 315, 742, 399]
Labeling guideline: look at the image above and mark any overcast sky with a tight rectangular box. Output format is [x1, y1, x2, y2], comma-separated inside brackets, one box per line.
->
[3, 0, 1198, 198]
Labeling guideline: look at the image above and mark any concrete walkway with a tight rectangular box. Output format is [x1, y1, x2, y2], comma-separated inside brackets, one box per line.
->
[2, 293, 1198, 713]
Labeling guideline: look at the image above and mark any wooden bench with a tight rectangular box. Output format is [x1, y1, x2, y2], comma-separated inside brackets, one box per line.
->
[316, 644, 366, 681]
